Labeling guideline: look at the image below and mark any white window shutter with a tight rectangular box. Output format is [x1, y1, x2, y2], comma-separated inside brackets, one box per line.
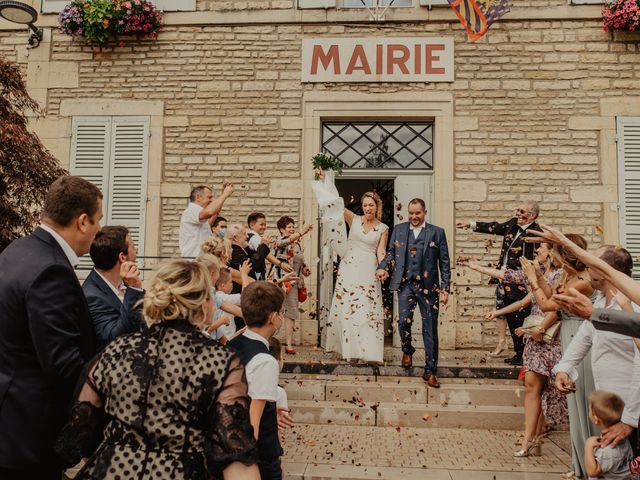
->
[70, 117, 112, 272]
[151, 0, 196, 11]
[617, 117, 640, 279]
[107, 117, 149, 265]
[41, 0, 70, 13]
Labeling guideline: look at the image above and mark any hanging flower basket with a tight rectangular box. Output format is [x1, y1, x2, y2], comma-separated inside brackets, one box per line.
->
[58, 0, 163, 47]
[602, 0, 640, 32]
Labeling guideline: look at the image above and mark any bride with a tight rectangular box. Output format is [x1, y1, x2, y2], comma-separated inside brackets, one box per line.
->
[313, 169, 389, 364]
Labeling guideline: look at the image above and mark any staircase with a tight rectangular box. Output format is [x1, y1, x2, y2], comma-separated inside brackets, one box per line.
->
[283, 373, 524, 430]
[278, 348, 571, 480]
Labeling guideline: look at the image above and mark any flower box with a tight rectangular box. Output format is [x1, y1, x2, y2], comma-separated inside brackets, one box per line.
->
[58, 0, 163, 47]
[602, 0, 640, 32]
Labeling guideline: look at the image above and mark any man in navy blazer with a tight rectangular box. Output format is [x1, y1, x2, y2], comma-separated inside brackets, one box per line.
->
[83, 226, 145, 351]
[377, 198, 451, 388]
[0, 176, 102, 479]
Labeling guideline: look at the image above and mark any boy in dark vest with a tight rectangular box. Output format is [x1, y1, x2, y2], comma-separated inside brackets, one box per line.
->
[228, 281, 285, 480]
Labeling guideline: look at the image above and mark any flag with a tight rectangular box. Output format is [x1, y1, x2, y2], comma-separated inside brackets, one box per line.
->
[447, 0, 511, 42]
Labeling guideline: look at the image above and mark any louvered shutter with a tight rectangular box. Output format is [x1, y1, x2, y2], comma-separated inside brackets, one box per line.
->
[618, 117, 640, 279]
[107, 117, 149, 268]
[70, 117, 112, 273]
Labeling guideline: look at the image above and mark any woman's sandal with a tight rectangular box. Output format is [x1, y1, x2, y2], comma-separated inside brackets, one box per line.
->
[513, 437, 542, 457]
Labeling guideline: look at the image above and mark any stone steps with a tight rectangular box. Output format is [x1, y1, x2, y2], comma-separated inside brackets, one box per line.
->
[282, 374, 525, 430]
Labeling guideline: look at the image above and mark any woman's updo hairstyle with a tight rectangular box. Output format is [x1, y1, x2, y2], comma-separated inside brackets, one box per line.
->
[361, 191, 382, 221]
[201, 236, 232, 263]
[555, 233, 588, 272]
[143, 260, 211, 328]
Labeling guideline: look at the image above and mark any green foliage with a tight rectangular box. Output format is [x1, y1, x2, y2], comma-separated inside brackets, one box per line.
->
[312, 153, 343, 180]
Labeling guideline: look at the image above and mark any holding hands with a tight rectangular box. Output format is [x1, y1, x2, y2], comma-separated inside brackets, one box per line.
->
[375, 268, 389, 283]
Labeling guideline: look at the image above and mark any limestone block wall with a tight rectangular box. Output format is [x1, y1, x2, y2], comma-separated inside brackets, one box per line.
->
[1, 9, 639, 347]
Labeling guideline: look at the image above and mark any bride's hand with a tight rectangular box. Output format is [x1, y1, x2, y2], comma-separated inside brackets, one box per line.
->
[314, 168, 325, 181]
[376, 269, 388, 282]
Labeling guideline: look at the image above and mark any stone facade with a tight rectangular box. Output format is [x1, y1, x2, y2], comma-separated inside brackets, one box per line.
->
[1, 0, 639, 348]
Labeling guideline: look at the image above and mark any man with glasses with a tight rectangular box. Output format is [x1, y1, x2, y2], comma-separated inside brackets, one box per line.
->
[457, 202, 541, 365]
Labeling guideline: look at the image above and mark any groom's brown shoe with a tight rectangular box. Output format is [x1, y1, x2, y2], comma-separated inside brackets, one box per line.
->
[401, 353, 412, 368]
[423, 373, 440, 388]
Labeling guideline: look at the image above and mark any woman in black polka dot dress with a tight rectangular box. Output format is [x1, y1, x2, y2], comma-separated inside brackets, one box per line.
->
[55, 260, 260, 480]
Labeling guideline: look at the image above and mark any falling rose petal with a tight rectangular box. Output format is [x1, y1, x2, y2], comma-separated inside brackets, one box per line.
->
[422, 413, 433, 422]
[595, 224, 604, 235]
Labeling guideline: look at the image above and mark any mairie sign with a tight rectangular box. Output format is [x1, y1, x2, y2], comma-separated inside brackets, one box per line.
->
[301, 37, 454, 83]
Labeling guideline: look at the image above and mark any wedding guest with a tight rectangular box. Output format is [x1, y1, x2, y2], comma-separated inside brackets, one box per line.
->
[55, 260, 260, 480]
[553, 246, 638, 420]
[202, 236, 252, 287]
[527, 225, 640, 457]
[0, 176, 102, 480]
[585, 390, 633, 480]
[525, 233, 596, 478]
[273, 216, 313, 354]
[228, 224, 277, 293]
[179, 182, 234, 258]
[247, 212, 292, 279]
[212, 216, 228, 239]
[457, 202, 542, 365]
[228, 282, 286, 480]
[212, 267, 245, 343]
[463, 241, 568, 458]
[268, 337, 294, 434]
[84, 226, 145, 351]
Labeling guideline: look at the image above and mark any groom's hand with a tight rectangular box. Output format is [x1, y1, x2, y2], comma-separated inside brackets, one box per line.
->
[440, 291, 449, 306]
[375, 269, 388, 282]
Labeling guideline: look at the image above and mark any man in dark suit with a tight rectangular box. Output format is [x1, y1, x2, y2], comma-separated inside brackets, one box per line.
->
[377, 198, 451, 388]
[84, 226, 145, 351]
[457, 202, 541, 365]
[0, 176, 102, 479]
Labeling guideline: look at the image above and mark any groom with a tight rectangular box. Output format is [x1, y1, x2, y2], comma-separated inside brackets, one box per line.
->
[377, 198, 451, 388]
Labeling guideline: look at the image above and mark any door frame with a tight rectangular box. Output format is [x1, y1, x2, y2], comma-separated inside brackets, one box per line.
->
[301, 91, 456, 349]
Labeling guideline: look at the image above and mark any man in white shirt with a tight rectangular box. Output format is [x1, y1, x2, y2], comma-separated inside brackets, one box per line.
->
[179, 183, 234, 258]
[553, 246, 640, 453]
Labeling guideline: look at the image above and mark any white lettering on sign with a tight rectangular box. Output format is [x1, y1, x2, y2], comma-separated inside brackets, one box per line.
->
[301, 38, 454, 83]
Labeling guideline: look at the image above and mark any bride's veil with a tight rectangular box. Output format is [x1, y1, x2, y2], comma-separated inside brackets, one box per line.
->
[312, 169, 348, 260]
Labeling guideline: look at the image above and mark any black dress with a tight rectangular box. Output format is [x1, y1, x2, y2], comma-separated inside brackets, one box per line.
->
[56, 320, 257, 479]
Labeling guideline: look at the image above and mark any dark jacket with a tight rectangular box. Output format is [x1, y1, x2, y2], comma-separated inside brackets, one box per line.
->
[473, 218, 541, 272]
[591, 308, 640, 338]
[229, 243, 270, 293]
[82, 269, 145, 351]
[379, 222, 451, 296]
[0, 228, 95, 472]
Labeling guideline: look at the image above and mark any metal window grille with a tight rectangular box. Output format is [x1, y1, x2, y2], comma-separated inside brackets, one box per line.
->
[321, 121, 434, 170]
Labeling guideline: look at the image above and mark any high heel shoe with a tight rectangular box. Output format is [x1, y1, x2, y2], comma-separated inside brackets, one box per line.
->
[513, 438, 541, 457]
[488, 339, 507, 357]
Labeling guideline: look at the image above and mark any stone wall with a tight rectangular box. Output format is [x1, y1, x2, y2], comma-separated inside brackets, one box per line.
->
[1, 11, 639, 347]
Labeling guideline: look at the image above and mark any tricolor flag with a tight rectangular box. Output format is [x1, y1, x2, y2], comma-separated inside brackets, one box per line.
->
[447, 0, 511, 42]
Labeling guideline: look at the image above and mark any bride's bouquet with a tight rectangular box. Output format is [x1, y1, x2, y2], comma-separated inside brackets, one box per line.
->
[312, 152, 342, 180]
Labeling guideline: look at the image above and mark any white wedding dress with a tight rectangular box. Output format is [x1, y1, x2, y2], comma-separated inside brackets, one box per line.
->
[313, 172, 387, 363]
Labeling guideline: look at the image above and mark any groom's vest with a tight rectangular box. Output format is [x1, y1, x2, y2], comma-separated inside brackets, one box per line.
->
[404, 227, 426, 283]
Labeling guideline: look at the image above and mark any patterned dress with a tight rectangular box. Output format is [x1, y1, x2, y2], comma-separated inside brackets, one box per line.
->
[56, 320, 257, 479]
[503, 267, 568, 428]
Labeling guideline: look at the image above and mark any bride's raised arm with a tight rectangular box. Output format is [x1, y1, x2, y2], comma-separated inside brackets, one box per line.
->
[343, 208, 355, 227]
[377, 229, 389, 264]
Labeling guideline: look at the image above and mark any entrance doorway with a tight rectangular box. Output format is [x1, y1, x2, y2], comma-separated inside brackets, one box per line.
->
[335, 178, 395, 344]
[317, 172, 433, 349]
